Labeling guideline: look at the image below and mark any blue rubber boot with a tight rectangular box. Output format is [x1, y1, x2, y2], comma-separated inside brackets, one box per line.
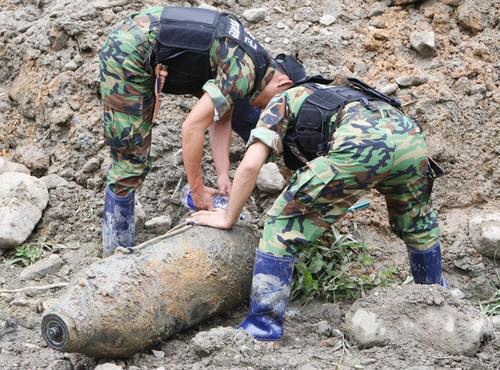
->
[239, 250, 295, 341]
[408, 242, 448, 287]
[102, 186, 135, 257]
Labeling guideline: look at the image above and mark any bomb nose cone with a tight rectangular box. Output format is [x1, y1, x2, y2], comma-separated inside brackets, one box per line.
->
[41, 314, 70, 352]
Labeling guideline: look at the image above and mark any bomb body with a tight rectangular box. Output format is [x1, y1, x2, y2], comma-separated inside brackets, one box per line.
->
[42, 226, 257, 358]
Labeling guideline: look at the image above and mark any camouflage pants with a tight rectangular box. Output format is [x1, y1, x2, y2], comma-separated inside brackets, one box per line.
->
[259, 102, 440, 257]
[99, 17, 156, 196]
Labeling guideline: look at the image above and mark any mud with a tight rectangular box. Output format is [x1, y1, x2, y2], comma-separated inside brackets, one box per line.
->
[0, 0, 499, 369]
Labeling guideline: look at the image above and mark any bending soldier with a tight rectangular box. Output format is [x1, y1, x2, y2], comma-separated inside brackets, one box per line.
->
[190, 79, 447, 341]
[99, 6, 297, 256]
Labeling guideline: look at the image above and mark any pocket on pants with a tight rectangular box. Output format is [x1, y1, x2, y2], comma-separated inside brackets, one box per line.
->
[267, 157, 338, 217]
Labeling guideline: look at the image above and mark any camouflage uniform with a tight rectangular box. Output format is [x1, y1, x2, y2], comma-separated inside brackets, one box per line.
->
[247, 86, 440, 257]
[99, 6, 271, 195]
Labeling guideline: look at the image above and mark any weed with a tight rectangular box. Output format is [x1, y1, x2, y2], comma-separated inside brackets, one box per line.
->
[1, 240, 72, 267]
[291, 227, 399, 303]
[479, 290, 500, 317]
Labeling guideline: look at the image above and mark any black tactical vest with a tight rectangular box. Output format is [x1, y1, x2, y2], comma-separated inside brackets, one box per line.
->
[283, 78, 402, 170]
[152, 7, 270, 95]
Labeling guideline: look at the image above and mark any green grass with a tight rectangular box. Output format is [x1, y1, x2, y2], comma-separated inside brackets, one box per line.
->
[479, 290, 500, 317]
[291, 227, 399, 303]
[1, 240, 73, 267]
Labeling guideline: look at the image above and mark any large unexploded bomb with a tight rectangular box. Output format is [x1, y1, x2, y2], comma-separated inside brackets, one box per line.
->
[41, 225, 258, 358]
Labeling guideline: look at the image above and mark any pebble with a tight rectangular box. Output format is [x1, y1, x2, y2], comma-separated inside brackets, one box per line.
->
[242, 8, 266, 23]
[319, 14, 336, 26]
[367, 2, 387, 18]
[379, 83, 398, 95]
[145, 215, 172, 234]
[395, 75, 428, 87]
[151, 349, 165, 359]
[19, 254, 64, 280]
[63, 60, 78, 71]
[410, 31, 436, 57]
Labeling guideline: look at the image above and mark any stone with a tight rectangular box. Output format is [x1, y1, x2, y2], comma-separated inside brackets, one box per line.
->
[395, 75, 428, 87]
[40, 174, 69, 189]
[391, 0, 419, 4]
[456, 0, 487, 34]
[410, 31, 436, 57]
[151, 349, 165, 359]
[94, 363, 123, 370]
[49, 104, 73, 127]
[63, 60, 78, 71]
[319, 14, 336, 26]
[367, 2, 387, 17]
[294, 7, 316, 22]
[14, 145, 50, 177]
[198, 3, 217, 11]
[19, 254, 64, 280]
[379, 83, 398, 95]
[82, 157, 102, 173]
[47, 359, 73, 370]
[242, 8, 266, 23]
[0, 158, 30, 175]
[236, 0, 252, 6]
[135, 201, 146, 233]
[256, 163, 286, 193]
[145, 215, 172, 234]
[439, 0, 461, 6]
[0, 173, 49, 249]
[469, 212, 500, 259]
[315, 320, 331, 336]
[8, 62, 42, 119]
[343, 285, 493, 356]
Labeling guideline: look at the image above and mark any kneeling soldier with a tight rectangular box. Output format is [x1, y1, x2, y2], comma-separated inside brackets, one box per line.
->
[190, 79, 447, 341]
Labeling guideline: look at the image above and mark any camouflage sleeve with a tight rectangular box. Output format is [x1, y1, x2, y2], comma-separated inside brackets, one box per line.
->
[203, 38, 256, 122]
[246, 87, 313, 155]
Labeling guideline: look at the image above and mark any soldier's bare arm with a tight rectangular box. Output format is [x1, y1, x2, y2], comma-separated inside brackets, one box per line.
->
[208, 107, 234, 195]
[190, 141, 270, 229]
[182, 92, 221, 210]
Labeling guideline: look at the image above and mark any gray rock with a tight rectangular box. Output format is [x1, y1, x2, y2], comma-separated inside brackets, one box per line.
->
[319, 14, 336, 26]
[456, 0, 487, 34]
[379, 83, 398, 95]
[395, 75, 428, 87]
[491, 316, 500, 331]
[94, 363, 123, 370]
[198, 4, 217, 11]
[40, 174, 69, 189]
[367, 2, 387, 17]
[343, 285, 492, 355]
[0, 158, 30, 175]
[93, 0, 128, 10]
[151, 349, 165, 359]
[0, 173, 49, 249]
[410, 31, 436, 57]
[10, 294, 29, 307]
[242, 8, 266, 23]
[14, 145, 50, 176]
[19, 254, 64, 280]
[47, 359, 73, 370]
[135, 201, 147, 233]
[315, 320, 331, 336]
[469, 212, 500, 259]
[49, 104, 73, 127]
[294, 7, 316, 22]
[236, 0, 252, 6]
[145, 215, 172, 234]
[439, 0, 462, 6]
[256, 163, 286, 193]
[63, 60, 78, 71]
[82, 157, 102, 173]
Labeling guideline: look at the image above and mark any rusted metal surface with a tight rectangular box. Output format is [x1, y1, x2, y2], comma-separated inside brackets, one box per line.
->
[41, 225, 258, 358]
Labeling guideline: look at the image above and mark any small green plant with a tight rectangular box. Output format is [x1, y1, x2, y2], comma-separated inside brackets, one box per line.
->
[479, 290, 500, 317]
[291, 227, 399, 303]
[3, 242, 53, 267]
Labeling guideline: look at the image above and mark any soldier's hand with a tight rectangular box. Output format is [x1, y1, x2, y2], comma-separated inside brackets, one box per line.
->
[217, 174, 232, 196]
[188, 208, 233, 230]
[191, 185, 219, 210]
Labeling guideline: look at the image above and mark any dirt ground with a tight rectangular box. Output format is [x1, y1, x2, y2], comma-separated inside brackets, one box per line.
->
[0, 0, 499, 369]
